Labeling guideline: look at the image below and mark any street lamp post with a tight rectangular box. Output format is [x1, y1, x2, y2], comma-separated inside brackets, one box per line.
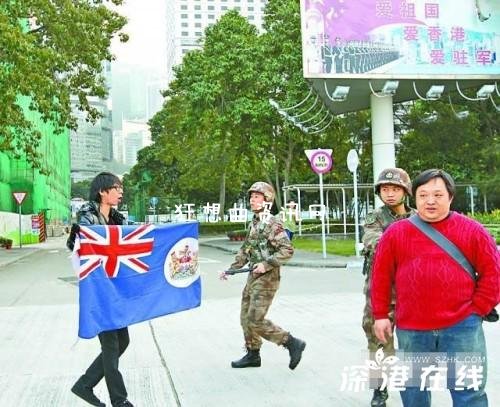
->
[347, 149, 361, 257]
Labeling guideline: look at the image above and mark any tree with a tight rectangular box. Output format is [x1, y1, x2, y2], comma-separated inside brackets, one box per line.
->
[158, 11, 265, 213]
[130, 1, 376, 213]
[396, 97, 500, 209]
[259, 0, 375, 207]
[127, 1, 499, 216]
[71, 180, 91, 200]
[259, 0, 315, 200]
[0, 0, 127, 170]
[151, 84, 251, 205]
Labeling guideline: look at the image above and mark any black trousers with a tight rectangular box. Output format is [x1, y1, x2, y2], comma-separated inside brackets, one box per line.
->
[80, 327, 130, 406]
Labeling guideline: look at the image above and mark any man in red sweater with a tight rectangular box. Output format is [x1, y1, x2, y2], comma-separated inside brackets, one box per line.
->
[371, 169, 499, 407]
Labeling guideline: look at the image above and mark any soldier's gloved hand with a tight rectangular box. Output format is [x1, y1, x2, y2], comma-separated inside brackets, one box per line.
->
[66, 223, 80, 251]
[252, 263, 266, 275]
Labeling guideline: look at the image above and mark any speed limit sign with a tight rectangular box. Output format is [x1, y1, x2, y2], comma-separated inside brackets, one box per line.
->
[305, 149, 333, 174]
[304, 148, 332, 259]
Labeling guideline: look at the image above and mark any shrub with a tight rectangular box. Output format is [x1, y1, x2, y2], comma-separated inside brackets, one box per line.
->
[468, 209, 500, 224]
[199, 222, 246, 235]
[0, 237, 13, 248]
[468, 210, 500, 243]
[227, 229, 247, 241]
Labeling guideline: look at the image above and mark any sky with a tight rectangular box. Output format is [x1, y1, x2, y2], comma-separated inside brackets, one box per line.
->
[111, 0, 166, 70]
[109, 0, 168, 130]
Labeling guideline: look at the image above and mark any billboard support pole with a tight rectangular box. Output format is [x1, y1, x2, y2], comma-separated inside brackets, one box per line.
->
[370, 94, 396, 208]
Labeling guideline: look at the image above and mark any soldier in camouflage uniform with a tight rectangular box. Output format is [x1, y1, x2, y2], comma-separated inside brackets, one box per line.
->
[362, 168, 416, 407]
[228, 182, 306, 370]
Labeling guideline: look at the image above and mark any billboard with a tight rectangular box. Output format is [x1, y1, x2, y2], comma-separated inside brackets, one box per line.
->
[301, 0, 500, 79]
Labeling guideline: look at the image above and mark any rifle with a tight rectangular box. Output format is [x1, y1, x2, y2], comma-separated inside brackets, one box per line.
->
[223, 266, 254, 275]
[361, 248, 372, 276]
[219, 266, 254, 280]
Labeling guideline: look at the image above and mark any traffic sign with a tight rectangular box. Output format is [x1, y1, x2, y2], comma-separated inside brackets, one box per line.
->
[305, 149, 333, 174]
[12, 192, 27, 205]
[304, 149, 333, 259]
[346, 149, 359, 173]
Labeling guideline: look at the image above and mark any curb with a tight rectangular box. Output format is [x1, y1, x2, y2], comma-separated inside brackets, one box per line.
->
[199, 241, 239, 254]
[0, 236, 66, 270]
[286, 260, 347, 268]
[199, 241, 348, 269]
[0, 248, 40, 269]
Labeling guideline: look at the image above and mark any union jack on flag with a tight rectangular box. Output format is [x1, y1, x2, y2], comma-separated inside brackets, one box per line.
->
[78, 224, 154, 280]
[74, 222, 201, 339]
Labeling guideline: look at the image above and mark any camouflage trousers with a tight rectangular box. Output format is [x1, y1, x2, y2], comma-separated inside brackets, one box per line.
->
[362, 274, 396, 355]
[240, 268, 288, 350]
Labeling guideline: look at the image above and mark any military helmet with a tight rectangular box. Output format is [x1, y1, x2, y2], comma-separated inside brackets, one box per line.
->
[374, 168, 412, 196]
[248, 182, 275, 202]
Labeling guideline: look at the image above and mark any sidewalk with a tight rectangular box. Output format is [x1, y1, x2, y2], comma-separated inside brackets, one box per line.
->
[0, 235, 363, 271]
[1, 234, 498, 406]
[199, 236, 363, 269]
[0, 235, 67, 269]
[2, 292, 498, 406]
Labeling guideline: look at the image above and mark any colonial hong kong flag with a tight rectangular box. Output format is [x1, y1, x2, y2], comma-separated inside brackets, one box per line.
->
[74, 222, 201, 339]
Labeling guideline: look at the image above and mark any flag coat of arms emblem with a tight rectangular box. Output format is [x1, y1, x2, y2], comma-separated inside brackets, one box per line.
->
[75, 222, 201, 339]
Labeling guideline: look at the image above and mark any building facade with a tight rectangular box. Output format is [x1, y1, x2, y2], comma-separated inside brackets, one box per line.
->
[70, 95, 113, 182]
[120, 119, 152, 166]
[70, 61, 113, 182]
[0, 96, 71, 242]
[165, 0, 268, 85]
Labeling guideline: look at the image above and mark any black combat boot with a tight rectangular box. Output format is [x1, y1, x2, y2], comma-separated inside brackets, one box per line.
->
[371, 387, 389, 407]
[284, 334, 306, 370]
[231, 349, 261, 368]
